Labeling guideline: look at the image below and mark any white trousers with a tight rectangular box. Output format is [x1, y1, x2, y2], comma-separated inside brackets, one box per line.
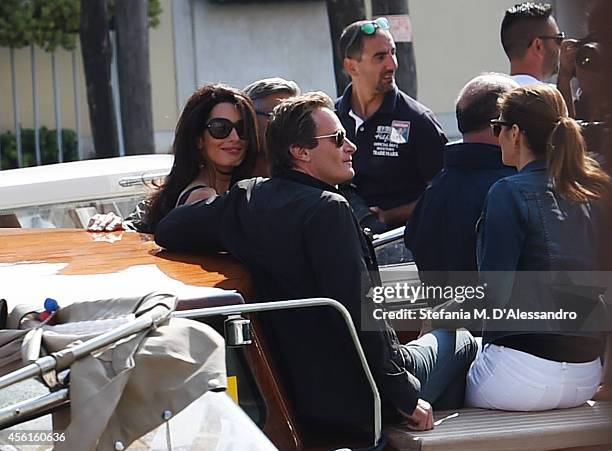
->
[465, 343, 602, 411]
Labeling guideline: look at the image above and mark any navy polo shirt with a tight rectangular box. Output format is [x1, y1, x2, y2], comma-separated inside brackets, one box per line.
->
[336, 85, 447, 210]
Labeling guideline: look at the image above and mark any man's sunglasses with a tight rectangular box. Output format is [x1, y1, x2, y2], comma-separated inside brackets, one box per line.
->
[206, 118, 246, 139]
[345, 17, 390, 58]
[537, 32, 565, 46]
[313, 130, 346, 148]
[490, 119, 513, 138]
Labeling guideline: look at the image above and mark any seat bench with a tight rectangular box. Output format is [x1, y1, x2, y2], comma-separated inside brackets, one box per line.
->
[385, 401, 612, 451]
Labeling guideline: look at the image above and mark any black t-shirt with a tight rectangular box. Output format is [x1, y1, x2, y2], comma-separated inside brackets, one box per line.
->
[494, 334, 603, 363]
[336, 85, 447, 210]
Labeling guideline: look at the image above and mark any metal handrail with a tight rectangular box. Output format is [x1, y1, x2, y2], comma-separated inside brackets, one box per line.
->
[174, 298, 382, 448]
[0, 389, 69, 427]
[0, 305, 170, 391]
[0, 298, 382, 447]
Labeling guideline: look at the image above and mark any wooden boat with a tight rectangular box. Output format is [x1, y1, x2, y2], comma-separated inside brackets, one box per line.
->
[1, 227, 610, 450]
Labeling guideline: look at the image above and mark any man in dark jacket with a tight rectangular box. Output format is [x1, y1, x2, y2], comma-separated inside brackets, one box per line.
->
[404, 74, 518, 300]
[156, 92, 475, 434]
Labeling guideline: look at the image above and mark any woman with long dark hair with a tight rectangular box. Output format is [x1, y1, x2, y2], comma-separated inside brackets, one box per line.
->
[144, 84, 259, 230]
[466, 84, 610, 411]
[89, 84, 259, 232]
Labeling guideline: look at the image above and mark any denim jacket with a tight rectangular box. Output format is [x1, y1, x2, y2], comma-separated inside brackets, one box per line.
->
[476, 159, 605, 343]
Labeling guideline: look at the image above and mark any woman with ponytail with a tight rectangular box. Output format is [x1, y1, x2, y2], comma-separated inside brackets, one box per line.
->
[465, 84, 610, 411]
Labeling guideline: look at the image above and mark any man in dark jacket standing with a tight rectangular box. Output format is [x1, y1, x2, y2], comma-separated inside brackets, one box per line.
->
[156, 92, 475, 434]
[404, 73, 518, 299]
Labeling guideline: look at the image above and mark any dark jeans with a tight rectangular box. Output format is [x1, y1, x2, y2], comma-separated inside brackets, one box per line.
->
[401, 329, 477, 410]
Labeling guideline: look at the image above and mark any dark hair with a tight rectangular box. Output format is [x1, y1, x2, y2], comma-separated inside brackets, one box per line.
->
[456, 74, 518, 134]
[147, 84, 259, 229]
[266, 91, 334, 177]
[338, 20, 384, 60]
[501, 2, 553, 60]
[499, 84, 610, 201]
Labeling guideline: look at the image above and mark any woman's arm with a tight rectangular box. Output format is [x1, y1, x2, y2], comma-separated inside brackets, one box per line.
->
[476, 180, 526, 310]
[87, 199, 151, 232]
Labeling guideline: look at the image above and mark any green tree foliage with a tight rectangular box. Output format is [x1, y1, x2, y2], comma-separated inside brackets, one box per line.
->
[32, 0, 81, 51]
[1, 128, 78, 169]
[0, 0, 161, 51]
[108, 0, 162, 28]
[0, 1, 37, 49]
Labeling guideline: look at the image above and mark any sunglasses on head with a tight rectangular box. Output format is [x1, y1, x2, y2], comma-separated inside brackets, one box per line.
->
[490, 119, 513, 138]
[206, 118, 245, 140]
[313, 130, 346, 148]
[345, 17, 390, 58]
[537, 32, 565, 46]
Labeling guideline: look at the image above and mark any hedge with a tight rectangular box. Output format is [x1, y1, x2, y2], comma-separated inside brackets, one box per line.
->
[0, 128, 78, 169]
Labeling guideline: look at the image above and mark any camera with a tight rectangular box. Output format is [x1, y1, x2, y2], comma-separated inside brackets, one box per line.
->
[575, 41, 601, 72]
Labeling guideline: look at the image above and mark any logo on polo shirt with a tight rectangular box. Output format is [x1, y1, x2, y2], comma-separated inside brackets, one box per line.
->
[372, 121, 410, 157]
[390, 120, 411, 144]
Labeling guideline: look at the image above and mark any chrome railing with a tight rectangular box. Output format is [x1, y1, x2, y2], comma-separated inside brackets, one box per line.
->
[0, 298, 382, 448]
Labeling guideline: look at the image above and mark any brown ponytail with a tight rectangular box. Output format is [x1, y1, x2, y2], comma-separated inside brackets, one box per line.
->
[548, 116, 609, 201]
[499, 85, 610, 202]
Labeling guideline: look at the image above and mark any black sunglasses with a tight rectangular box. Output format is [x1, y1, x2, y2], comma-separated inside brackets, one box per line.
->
[490, 119, 513, 138]
[344, 17, 390, 58]
[537, 32, 565, 46]
[313, 130, 346, 148]
[206, 118, 246, 139]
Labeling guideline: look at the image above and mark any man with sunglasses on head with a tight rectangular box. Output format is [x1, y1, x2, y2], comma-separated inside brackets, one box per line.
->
[336, 18, 447, 234]
[156, 92, 476, 435]
[501, 3, 564, 86]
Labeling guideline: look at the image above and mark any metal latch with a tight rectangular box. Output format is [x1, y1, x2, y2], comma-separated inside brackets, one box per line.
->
[118, 170, 169, 187]
[224, 315, 252, 347]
